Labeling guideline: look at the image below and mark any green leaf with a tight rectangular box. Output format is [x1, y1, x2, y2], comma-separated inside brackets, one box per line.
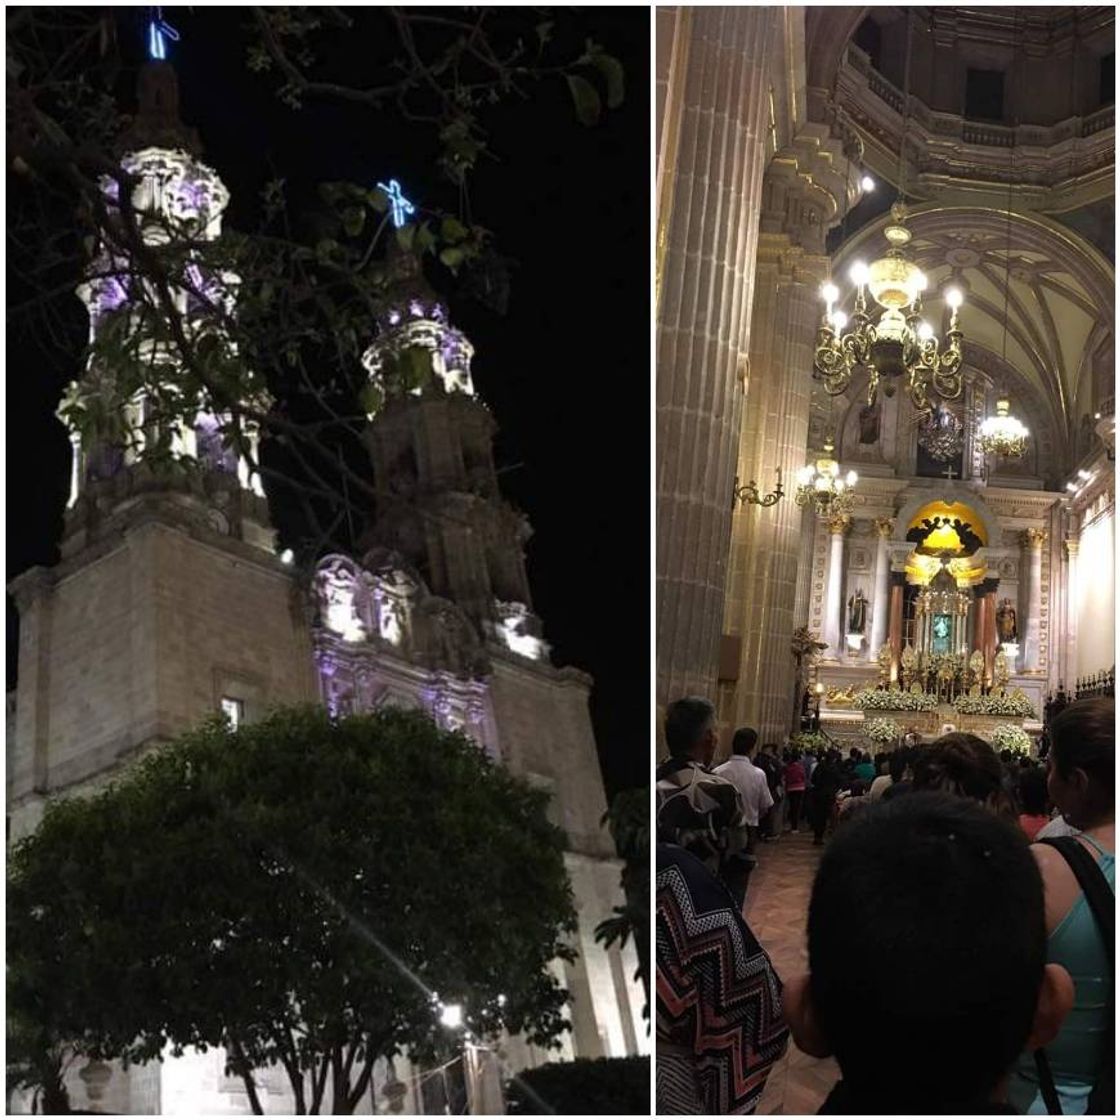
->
[565, 74, 601, 127]
[368, 187, 390, 214]
[415, 221, 436, 254]
[535, 21, 554, 46]
[440, 216, 469, 245]
[359, 382, 384, 416]
[590, 53, 625, 110]
[341, 207, 365, 238]
[439, 246, 465, 272]
[395, 225, 415, 252]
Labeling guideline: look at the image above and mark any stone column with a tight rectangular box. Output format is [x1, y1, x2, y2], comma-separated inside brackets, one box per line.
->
[656, 7, 781, 708]
[1022, 528, 1047, 672]
[980, 576, 1000, 683]
[723, 247, 828, 740]
[972, 587, 987, 655]
[822, 515, 849, 658]
[1064, 537, 1080, 687]
[869, 518, 893, 661]
[888, 571, 905, 679]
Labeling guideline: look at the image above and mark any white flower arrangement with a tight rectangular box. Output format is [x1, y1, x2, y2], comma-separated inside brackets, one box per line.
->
[864, 718, 902, 743]
[791, 730, 828, 751]
[987, 724, 1032, 755]
[853, 688, 939, 712]
[953, 692, 1035, 718]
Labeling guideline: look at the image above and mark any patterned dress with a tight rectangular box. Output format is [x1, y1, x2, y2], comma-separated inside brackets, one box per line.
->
[656, 843, 789, 1114]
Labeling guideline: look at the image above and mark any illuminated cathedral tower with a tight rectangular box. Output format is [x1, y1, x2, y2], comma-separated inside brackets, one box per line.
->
[8, 50, 644, 1119]
[60, 59, 272, 558]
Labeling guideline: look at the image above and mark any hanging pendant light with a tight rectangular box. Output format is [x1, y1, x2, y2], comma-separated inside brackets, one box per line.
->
[978, 398, 1029, 458]
[795, 437, 858, 517]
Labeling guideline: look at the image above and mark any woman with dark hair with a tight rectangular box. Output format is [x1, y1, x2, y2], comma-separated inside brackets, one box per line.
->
[1009, 698, 1115, 1115]
[1018, 765, 1051, 841]
[911, 732, 1017, 823]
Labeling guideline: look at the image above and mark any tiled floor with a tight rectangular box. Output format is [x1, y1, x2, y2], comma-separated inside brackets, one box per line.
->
[744, 830, 840, 1115]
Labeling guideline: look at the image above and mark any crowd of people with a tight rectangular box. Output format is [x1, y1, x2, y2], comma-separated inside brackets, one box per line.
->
[655, 696, 1114, 1115]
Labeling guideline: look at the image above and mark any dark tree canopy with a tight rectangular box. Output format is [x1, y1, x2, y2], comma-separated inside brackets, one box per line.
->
[8, 706, 577, 1114]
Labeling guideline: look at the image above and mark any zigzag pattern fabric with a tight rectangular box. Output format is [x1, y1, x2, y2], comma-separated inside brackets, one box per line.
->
[656, 844, 789, 1114]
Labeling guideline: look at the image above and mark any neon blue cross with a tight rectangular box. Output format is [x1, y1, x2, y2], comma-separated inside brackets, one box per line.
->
[377, 179, 415, 228]
[148, 10, 180, 60]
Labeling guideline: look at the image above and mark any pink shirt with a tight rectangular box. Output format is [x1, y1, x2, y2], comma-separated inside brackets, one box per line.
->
[784, 761, 806, 792]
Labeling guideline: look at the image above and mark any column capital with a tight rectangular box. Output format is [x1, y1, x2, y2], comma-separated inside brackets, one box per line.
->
[1021, 527, 1048, 550]
[1064, 537, 1080, 557]
[979, 576, 1001, 596]
[889, 570, 908, 588]
[827, 513, 851, 535]
[874, 517, 895, 539]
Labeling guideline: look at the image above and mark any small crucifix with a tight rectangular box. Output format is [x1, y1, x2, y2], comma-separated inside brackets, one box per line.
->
[942, 465, 958, 482]
[376, 179, 415, 229]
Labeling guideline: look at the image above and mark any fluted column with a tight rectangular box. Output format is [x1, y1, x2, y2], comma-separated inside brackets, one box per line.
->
[656, 8, 780, 708]
[888, 571, 905, 679]
[1064, 537, 1080, 686]
[822, 515, 849, 658]
[869, 518, 893, 661]
[1022, 528, 1047, 672]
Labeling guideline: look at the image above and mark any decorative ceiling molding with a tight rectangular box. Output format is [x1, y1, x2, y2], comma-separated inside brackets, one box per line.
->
[833, 205, 1115, 447]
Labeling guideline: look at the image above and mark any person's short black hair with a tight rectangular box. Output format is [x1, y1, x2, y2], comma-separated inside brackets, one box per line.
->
[664, 696, 716, 758]
[1018, 766, 1049, 817]
[914, 733, 1016, 821]
[1050, 697, 1114, 811]
[887, 753, 906, 784]
[808, 792, 1046, 1109]
[731, 726, 759, 756]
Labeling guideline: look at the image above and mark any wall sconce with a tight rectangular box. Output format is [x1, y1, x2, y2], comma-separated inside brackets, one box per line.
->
[733, 468, 783, 508]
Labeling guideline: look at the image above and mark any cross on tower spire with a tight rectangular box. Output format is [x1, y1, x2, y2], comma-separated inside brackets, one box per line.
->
[377, 179, 415, 228]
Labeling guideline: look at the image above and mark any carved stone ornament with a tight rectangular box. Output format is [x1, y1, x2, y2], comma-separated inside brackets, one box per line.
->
[1021, 527, 1048, 550]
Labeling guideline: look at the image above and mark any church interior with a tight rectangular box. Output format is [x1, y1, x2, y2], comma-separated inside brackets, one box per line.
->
[657, 4, 1115, 754]
[657, 8, 1114, 1111]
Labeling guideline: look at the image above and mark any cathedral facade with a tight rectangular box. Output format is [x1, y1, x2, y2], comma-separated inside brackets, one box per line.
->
[657, 6, 1114, 748]
[7, 61, 644, 1115]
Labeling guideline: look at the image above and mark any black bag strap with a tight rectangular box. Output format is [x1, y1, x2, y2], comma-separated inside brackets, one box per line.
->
[1032, 836, 1115, 1115]
[1035, 1047, 1064, 1115]
[1037, 837, 1114, 968]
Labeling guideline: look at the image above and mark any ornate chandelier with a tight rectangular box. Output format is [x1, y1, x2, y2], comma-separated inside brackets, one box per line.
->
[977, 397, 1029, 459]
[795, 438, 857, 517]
[814, 202, 965, 415]
[916, 402, 964, 462]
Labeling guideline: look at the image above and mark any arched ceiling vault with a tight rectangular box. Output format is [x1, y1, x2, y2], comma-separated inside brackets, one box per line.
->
[832, 205, 1114, 451]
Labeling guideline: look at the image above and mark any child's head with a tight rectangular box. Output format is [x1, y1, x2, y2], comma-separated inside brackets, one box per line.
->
[784, 792, 1072, 1110]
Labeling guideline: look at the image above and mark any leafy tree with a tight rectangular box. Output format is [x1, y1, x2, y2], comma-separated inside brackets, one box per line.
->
[7, 6, 625, 560]
[594, 786, 649, 1016]
[505, 1055, 650, 1115]
[8, 706, 577, 1114]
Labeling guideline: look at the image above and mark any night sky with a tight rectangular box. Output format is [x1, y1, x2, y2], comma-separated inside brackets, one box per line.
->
[6, 7, 650, 798]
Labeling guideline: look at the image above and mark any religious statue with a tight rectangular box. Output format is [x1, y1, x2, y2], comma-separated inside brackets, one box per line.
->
[996, 598, 1018, 643]
[994, 648, 1010, 689]
[847, 589, 868, 635]
[858, 402, 880, 445]
[877, 643, 893, 688]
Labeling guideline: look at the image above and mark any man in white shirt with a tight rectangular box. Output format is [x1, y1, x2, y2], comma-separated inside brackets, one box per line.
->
[715, 727, 775, 834]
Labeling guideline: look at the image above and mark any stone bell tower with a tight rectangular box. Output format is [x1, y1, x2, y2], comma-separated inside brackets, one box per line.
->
[8, 61, 315, 849]
[60, 58, 272, 559]
[360, 244, 546, 657]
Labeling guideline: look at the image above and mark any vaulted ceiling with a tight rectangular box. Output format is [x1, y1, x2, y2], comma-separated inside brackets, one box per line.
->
[833, 205, 1114, 456]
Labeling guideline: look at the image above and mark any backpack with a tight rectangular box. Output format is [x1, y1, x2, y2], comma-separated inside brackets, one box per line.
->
[1033, 836, 1114, 1116]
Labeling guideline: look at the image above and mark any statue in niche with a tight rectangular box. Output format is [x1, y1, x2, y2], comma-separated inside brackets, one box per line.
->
[379, 597, 403, 645]
[858, 402, 881, 445]
[847, 589, 868, 634]
[996, 598, 1018, 644]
